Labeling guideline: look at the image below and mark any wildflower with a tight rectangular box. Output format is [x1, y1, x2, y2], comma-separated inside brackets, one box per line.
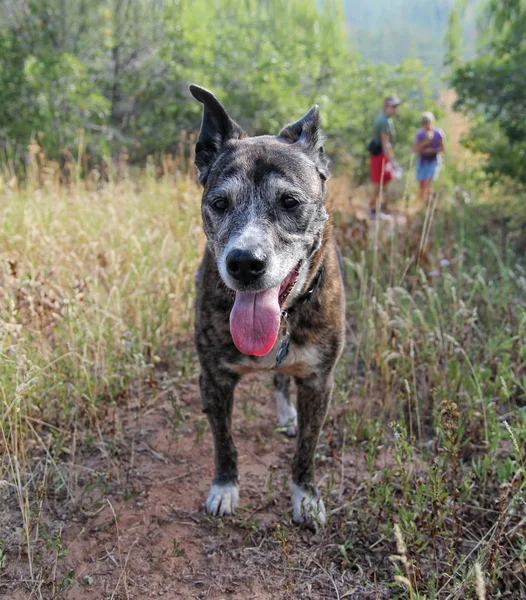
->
[440, 258, 450, 267]
[429, 270, 440, 277]
[389, 421, 403, 440]
[121, 331, 132, 349]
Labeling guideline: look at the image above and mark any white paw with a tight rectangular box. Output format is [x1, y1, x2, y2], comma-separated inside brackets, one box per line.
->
[291, 483, 326, 526]
[205, 483, 239, 516]
[276, 392, 297, 437]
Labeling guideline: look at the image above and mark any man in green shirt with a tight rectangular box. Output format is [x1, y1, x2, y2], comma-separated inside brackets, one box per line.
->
[368, 95, 401, 218]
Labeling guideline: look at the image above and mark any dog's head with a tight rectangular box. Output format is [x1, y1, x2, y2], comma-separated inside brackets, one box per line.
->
[190, 84, 330, 357]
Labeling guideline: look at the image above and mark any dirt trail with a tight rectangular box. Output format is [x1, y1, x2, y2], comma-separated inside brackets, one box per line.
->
[68, 371, 300, 600]
[3, 357, 388, 600]
[438, 89, 481, 167]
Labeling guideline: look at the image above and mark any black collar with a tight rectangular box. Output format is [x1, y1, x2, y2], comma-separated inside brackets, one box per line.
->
[283, 264, 324, 317]
[274, 264, 324, 368]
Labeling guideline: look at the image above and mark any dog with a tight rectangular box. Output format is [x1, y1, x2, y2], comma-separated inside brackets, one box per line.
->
[190, 85, 345, 525]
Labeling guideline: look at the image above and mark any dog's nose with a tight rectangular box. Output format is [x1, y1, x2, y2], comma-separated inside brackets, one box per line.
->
[226, 249, 267, 285]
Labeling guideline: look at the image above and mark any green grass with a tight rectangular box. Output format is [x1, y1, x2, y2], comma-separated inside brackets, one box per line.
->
[0, 168, 525, 598]
[331, 197, 526, 598]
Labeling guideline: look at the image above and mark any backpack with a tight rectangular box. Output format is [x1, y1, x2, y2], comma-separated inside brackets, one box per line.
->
[367, 139, 383, 155]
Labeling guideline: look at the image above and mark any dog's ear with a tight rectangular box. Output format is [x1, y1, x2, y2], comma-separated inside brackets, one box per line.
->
[189, 84, 245, 184]
[278, 106, 330, 181]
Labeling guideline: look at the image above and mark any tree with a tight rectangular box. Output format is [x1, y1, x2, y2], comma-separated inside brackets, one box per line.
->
[0, 0, 110, 156]
[0, 0, 435, 179]
[449, 0, 526, 186]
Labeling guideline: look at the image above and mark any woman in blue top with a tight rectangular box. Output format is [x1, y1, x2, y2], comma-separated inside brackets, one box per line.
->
[412, 112, 445, 203]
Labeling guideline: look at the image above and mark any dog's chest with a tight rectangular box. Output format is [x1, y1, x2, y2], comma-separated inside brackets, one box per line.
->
[226, 340, 320, 378]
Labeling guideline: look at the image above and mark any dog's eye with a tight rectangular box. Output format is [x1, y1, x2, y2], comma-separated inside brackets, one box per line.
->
[211, 197, 229, 212]
[281, 195, 300, 210]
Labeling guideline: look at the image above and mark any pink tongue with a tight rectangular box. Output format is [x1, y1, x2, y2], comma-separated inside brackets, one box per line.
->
[230, 286, 281, 356]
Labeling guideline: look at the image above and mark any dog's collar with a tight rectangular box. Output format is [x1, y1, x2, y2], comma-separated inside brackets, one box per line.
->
[283, 264, 324, 317]
[275, 264, 324, 369]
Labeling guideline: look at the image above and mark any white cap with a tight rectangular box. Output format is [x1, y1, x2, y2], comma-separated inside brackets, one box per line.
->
[421, 111, 435, 124]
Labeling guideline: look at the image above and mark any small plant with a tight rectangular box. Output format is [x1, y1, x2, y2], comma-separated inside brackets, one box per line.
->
[0, 541, 7, 569]
[390, 524, 419, 600]
[193, 417, 207, 446]
[172, 538, 185, 558]
[59, 569, 76, 592]
[266, 467, 277, 505]
[273, 523, 294, 599]
[166, 390, 185, 437]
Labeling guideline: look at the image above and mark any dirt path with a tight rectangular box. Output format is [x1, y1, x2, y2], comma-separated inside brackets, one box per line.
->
[2, 353, 392, 600]
[64, 369, 298, 600]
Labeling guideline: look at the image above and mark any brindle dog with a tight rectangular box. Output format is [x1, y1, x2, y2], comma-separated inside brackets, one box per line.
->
[190, 85, 345, 525]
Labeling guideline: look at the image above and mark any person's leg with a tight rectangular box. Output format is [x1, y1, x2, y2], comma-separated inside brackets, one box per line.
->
[418, 180, 426, 203]
[370, 182, 381, 212]
[380, 180, 390, 213]
[426, 161, 439, 203]
[426, 178, 434, 202]
[416, 158, 426, 204]
[380, 158, 394, 213]
[422, 178, 434, 203]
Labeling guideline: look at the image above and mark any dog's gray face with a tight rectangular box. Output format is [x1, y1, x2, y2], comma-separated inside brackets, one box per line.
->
[203, 137, 328, 297]
[190, 85, 330, 304]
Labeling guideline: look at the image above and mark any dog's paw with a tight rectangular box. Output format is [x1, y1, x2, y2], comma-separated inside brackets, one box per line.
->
[278, 413, 297, 437]
[205, 483, 239, 516]
[291, 483, 326, 526]
[276, 394, 297, 437]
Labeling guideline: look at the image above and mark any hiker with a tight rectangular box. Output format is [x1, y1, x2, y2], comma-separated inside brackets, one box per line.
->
[368, 95, 401, 218]
[412, 111, 445, 203]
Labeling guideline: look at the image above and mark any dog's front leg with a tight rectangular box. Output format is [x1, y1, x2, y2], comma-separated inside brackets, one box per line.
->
[274, 373, 297, 437]
[200, 366, 240, 516]
[291, 373, 333, 526]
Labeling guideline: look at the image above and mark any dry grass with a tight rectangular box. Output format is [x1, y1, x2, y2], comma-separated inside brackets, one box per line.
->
[0, 168, 205, 598]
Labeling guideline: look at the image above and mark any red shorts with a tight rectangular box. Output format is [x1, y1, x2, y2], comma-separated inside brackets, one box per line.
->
[370, 153, 393, 184]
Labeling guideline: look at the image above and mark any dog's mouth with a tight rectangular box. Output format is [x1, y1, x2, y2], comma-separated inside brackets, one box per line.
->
[229, 262, 301, 357]
[278, 262, 301, 307]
